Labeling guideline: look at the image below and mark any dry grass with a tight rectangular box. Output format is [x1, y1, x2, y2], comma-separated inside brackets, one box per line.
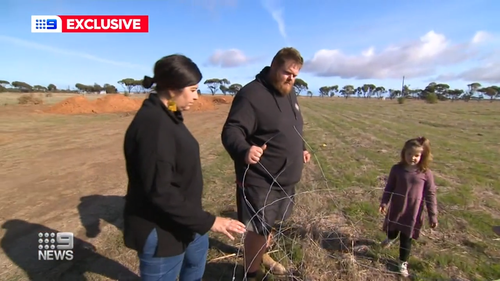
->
[0, 97, 499, 280]
[17, 93, 44, 105]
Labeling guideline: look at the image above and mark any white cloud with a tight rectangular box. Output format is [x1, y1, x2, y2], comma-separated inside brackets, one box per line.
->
[471, 31, 493, 44]
[459, 64, 500, 83]
[436, 60, 500, 84]
[302, 30, 495, 82]
[207, 48, 253, 68]
[435, 31, 500, 83]
[0, 35, 148, 70]
[261, 0, 286, 39]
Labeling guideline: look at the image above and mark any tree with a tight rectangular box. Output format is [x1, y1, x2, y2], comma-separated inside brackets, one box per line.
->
[204, 78, 230, 95]
[47, 84, 57, 92]
[12, 81, 32, 92]
[374, 86, 386, 98]
[319, 85, 338, 97]
[118, 78, 142, 94]
[389, 89, 401, 99]
[33, 85, 47, 92]
[0, 80, 10, 87]
[355, 86, 362, 98]
[75, 83, 91, 93]
[462, 82, 481, 102]
[103, 83, 118, 94]
[329, 85, 339, 97]
[74, 83, 105, 93]
[11, 81, 32, 92]
[0, 80, 9, 93]
[361, 84, 376, 98]
[419, 82, 437, 100]
[340, 85, 354, 99]
[293, 78, 308, 96]
[92, 83, 103, 93]
[220, 85, 228, 95]
[319, 86, 329, 97]
[227, 83, 242, 96]
[434, 83, 450, 100]
[478, 86, 499, 102]
[447, 89, 464, 101]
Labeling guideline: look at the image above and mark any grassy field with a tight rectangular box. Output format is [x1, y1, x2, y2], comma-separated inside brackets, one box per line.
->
[0, 93, 499, 281]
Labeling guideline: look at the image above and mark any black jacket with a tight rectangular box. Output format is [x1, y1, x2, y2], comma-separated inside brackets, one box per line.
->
[123, 93, 215, 257]
[221, 67, 306, 189]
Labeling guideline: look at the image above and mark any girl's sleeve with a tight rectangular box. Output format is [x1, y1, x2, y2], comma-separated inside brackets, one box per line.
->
[424, 170, 438, 224]
[381, 165, 397, 205]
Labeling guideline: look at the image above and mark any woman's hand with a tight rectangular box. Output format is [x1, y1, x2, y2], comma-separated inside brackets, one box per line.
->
[211, 217, 246, 240]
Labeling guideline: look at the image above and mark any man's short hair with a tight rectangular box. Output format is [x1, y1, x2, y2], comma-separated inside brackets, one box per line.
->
[271, 47, 304, 68]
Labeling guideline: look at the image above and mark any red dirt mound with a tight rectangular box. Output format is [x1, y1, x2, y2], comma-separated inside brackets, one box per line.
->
[44, 95, 142, 114]
[44, 94, 217, 115]
[191, 96, 216, 111]
[212, 97, 232, 104]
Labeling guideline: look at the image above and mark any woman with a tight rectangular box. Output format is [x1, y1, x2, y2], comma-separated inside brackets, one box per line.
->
[123, 54, 246, 281]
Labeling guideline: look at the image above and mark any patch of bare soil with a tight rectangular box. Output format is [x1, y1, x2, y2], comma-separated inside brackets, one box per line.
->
[0, 105, 231, 280]
[43, 94, 223, 115]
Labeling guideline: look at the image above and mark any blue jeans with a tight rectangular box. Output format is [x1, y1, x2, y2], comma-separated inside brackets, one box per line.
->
[138, 228, 209, 281]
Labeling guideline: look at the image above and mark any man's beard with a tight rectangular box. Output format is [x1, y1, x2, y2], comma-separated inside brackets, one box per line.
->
[270, 74, 293, 96]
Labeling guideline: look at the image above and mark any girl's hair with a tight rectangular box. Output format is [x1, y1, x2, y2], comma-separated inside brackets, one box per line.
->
[399, 136, 433, 172]
[142, 54, 202, 92]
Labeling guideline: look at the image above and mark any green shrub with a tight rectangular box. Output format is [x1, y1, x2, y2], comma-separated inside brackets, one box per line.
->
[397, 97, 405, 104]
[426, 93, 438, 104]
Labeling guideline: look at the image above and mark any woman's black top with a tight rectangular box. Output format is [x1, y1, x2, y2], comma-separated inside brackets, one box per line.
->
[122, 93, 215, 257]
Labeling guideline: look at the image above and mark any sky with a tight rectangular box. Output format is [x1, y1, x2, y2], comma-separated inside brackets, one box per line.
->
[1, 0, 499, 94]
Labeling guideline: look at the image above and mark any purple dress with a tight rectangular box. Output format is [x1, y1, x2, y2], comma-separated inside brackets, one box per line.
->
[381, 163, 438, 240]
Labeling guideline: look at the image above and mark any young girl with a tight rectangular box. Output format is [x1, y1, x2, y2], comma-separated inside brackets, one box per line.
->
[379, 136, 438, 277]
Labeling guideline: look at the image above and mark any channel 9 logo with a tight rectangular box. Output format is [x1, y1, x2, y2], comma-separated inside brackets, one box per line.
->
[37, 232, 74, 261]
[31, 16, 62, 33]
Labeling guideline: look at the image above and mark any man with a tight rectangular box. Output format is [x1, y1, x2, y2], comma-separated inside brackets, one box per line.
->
[221, 47, 311, 280]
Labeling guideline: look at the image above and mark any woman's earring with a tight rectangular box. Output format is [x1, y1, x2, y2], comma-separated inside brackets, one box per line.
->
[167, 100, 177, 111]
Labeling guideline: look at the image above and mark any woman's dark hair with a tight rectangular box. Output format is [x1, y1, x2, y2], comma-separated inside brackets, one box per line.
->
[142, 54, 202, 92]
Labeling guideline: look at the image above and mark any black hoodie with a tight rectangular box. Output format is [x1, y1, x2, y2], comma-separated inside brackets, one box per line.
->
[221, 67, 306, 190]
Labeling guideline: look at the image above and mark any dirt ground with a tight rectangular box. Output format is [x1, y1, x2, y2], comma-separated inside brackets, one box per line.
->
[1, 95, 499, 281]
[0, 96, 234, 281]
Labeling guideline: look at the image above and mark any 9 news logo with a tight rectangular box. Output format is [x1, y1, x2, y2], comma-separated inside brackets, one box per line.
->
[31, 16, 62, 33]
[31, 15, 149, 33]
[37, 232, 74, 261]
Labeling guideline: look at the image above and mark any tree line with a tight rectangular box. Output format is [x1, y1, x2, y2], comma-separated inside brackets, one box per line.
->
[0, 80, 118, 94]
[295, 79, 500, 102]
[1, 78, 498, 102]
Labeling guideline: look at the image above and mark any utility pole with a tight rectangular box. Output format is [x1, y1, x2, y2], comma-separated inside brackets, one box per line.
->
[401, 76, 405, 96]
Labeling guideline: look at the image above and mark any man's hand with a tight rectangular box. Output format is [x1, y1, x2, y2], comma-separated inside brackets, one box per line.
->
[245, 144, 267, 164]
[379, 204, 387, 215]
[303, 150, 311, 163]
